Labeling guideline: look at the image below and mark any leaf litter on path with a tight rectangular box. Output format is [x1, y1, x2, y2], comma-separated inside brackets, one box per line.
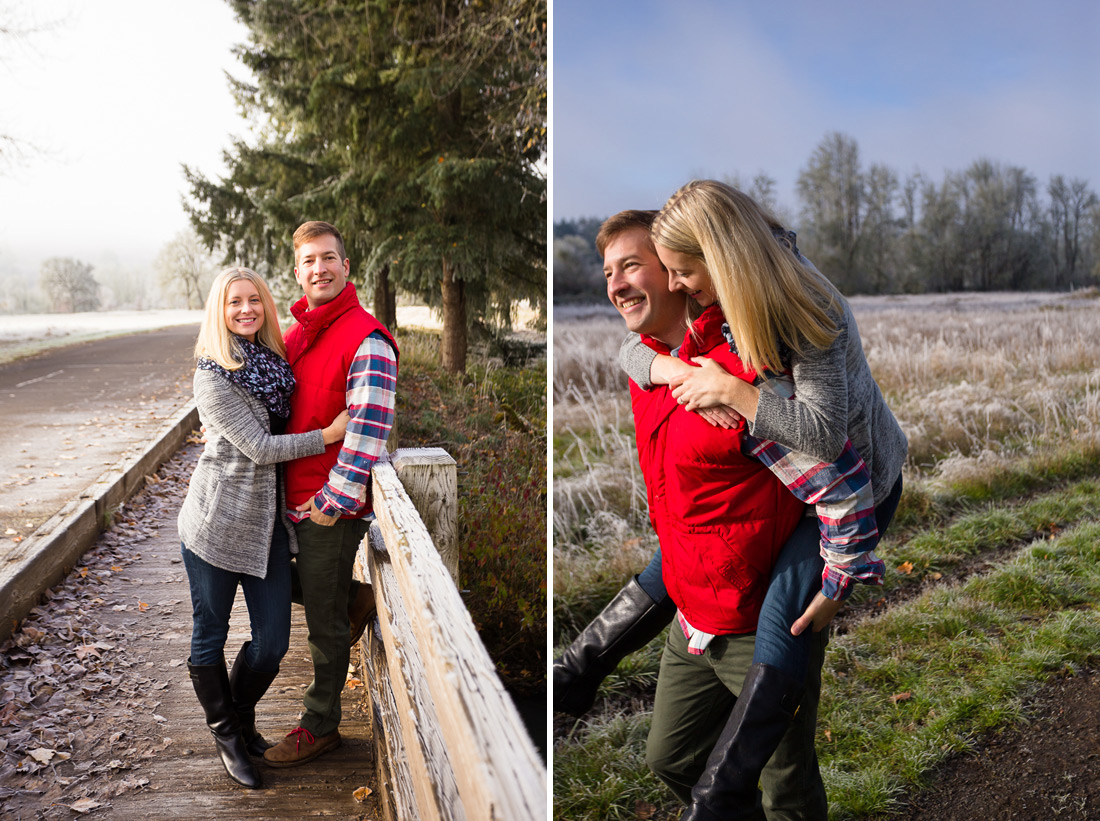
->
[0, 444, 201, 819]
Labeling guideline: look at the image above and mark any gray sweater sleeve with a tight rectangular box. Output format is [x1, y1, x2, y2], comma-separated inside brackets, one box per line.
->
[749, 314, 851, 463]
[194, 370, 326, 465]
[619, 332, 659, 389]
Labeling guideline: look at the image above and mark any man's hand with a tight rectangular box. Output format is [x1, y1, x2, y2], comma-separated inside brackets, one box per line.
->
[695, 405, 742, 429]
[296, 497, 339, 527]
[790, 592, 843, 636]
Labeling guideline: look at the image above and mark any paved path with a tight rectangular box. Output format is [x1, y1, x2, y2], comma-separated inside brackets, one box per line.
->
[0, 443, 379, 820]
[0, 326, 198, 547]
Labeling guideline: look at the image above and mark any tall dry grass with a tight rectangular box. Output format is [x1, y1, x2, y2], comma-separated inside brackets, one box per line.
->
[851, 293, 1100, 477]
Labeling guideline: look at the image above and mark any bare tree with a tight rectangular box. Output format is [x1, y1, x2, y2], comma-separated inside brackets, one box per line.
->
[1049, 175, 1099, 289]
[40, 257, 100, 312]
[155, 228, 216, 309]
[797, 132, 867, 290]
[0, 4, 60, 173]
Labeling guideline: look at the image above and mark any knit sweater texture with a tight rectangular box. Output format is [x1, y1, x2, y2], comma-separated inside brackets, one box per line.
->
[178, 368, 326, 577]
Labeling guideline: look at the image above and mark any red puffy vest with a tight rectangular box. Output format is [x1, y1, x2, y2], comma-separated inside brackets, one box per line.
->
[283, 283, 398, 519]
[630, 306, 804, 634]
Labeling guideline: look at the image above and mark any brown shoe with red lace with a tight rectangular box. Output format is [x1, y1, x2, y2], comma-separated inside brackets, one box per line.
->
[262, 727, 342, 768]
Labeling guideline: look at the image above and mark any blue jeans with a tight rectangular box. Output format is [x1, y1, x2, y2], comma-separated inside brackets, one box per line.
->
[182, 521, 292, 672]
[639, 474, 905, 680]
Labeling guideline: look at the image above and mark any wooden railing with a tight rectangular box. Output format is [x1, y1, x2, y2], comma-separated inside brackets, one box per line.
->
[354, 447, 546, 821]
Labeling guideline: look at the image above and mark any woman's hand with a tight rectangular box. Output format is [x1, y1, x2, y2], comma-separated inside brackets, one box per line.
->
[322, 410, 351, 445]
[790, 592, 844, 636]
[670, 357, 744, 412]
[649, 353, 694, 386]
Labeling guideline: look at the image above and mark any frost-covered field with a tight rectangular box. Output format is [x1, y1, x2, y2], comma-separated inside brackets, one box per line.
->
[0, 305, 463, 364]
[0, 310, 204, 343]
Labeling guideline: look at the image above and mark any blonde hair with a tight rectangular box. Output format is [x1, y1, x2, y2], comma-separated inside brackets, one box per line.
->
[195, 267, 287, 369]
[651, 180, 839, 374]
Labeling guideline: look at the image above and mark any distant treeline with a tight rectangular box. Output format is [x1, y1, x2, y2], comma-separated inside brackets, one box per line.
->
[554, 132, 1100, 302]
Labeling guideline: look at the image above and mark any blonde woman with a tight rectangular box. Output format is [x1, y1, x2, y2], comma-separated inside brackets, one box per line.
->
[618, 181, 907, 820]
[178, 267, 349, 789]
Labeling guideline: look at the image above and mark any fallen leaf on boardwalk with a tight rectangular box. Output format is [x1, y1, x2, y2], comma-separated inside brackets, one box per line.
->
[889, 691, 912, 704]
[346, 677, 363, 690]
[896, 561, 914, 575]
[67, 798, 104, 814]
[137, 602, 150, 612]
[29, 748, 55, 763]
[353, 786, 373, 802]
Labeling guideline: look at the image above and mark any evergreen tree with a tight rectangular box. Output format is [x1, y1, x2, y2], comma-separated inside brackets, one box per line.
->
[185, 0, 546, 373]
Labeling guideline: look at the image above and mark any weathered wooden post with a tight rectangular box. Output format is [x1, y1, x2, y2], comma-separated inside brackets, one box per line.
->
[355, 447, 545, 821]
[391, 448, 458, 584]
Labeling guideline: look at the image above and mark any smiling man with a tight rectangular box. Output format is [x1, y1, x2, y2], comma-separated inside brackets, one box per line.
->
[601, 210, 687, 342]
[262, 221, 399, 767]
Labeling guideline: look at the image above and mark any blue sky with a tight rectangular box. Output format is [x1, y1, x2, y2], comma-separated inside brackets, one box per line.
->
[551, 0, 1100, 222]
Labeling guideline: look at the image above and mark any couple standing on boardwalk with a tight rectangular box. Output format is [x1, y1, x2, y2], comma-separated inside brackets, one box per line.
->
[177, 220, 399, 789]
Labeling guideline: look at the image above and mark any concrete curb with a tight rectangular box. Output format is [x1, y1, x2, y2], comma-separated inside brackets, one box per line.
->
[0, 400, 200, 641]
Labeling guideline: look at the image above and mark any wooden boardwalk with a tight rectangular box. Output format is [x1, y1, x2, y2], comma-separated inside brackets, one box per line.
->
[0, 443, 380, 820]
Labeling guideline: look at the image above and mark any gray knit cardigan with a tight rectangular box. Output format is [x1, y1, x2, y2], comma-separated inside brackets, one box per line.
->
[178, 368, 326, 577]
[620, 295, 907, 507]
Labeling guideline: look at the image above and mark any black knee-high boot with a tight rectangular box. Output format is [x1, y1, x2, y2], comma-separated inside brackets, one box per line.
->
[188, 658, 263, 789]
[228, 643, 279, 757]
[681, 663, 804, 820]
[553, 577, 676, 717]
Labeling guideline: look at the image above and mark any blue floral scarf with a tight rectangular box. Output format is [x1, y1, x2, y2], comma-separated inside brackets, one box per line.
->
[197, 337, 296, 419]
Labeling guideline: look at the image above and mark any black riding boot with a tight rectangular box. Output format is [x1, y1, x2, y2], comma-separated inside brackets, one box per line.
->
[680, 663, 804, 821]
[553, 576, 676, 717]
[188, 658, 263, 789]
[228, 643, 279, 757]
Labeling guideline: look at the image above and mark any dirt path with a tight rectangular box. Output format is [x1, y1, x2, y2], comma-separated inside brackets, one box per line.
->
[890, 668, 1100, 820]
[0, 442, 380, 820]
[0, 326, 198, 543]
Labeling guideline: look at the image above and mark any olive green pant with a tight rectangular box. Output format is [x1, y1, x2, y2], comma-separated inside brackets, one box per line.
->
[290, 517, 370, 737]
[646, 624, 829, 820]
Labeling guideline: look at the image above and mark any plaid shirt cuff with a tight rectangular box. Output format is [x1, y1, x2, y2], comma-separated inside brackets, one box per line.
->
[822, 554, 886, 601]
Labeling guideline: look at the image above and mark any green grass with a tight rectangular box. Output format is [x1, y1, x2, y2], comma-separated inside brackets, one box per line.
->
[820, 521, 1100, 818]
[554, 709, 670, 821]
